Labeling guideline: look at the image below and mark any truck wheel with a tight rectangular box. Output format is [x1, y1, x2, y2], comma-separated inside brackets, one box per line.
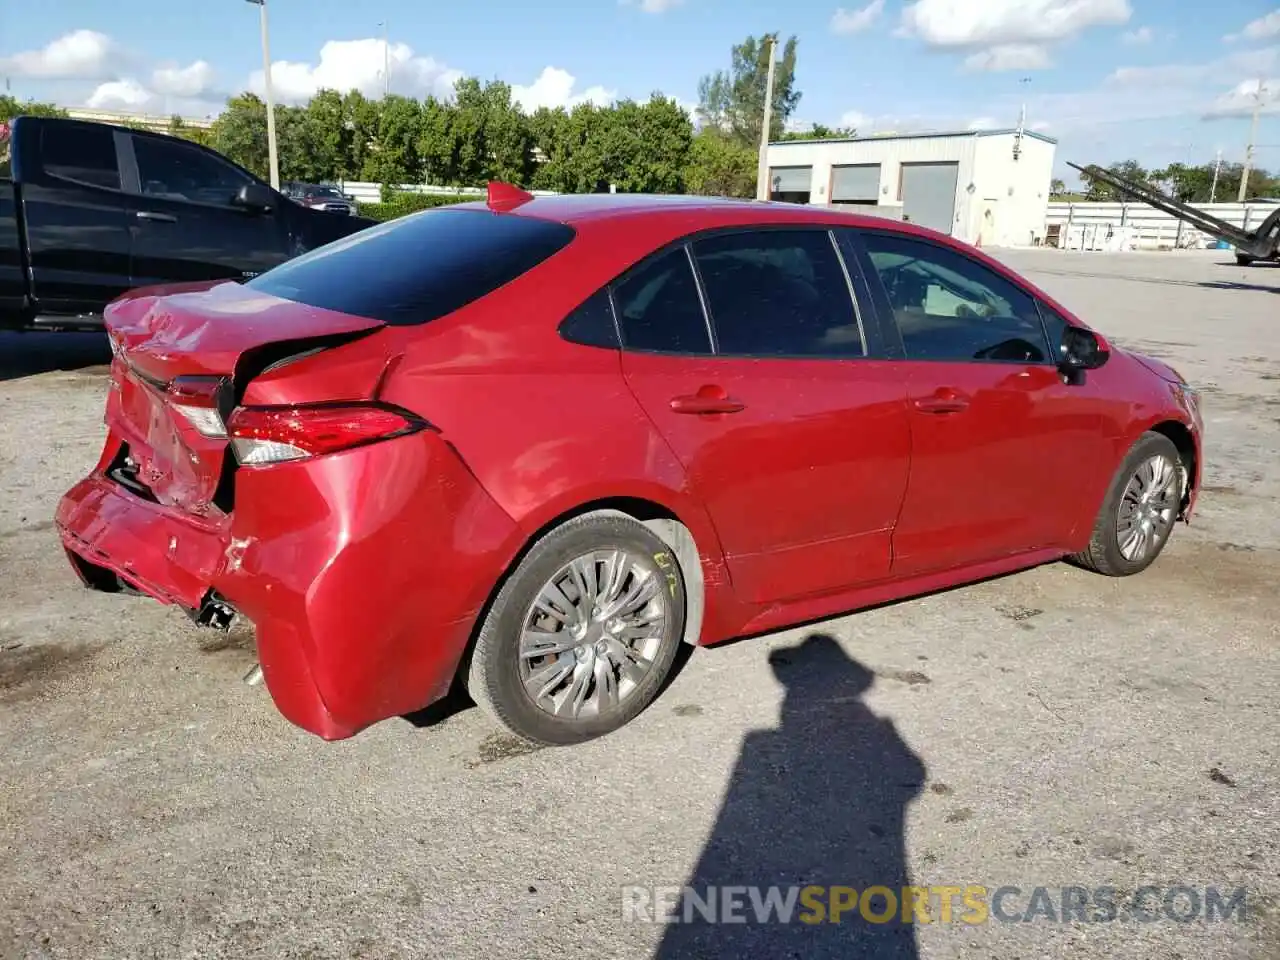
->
[1070, 432, 1185, 577]
[1236, 253, 1254, 266]
[465, 513, 686, 745]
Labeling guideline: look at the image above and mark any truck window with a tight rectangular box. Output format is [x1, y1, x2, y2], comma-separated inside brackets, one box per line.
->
[133, 135, 253, 207]
[42, 123, 120, 190]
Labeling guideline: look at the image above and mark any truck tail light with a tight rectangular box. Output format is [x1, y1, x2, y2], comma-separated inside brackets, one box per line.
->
[226, 403, 429, 465]
[168, 376, 229, 438]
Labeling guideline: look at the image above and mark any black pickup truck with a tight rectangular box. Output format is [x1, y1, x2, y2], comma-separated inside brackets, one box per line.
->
[1, 115, 377, 330]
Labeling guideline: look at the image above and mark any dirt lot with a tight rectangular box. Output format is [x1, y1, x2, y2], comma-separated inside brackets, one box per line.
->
[1, 250, 1278, 960]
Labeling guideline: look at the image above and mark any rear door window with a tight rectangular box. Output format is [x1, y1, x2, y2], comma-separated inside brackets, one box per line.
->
[42, 123, 120, 190]
[247, 208, 575, 326]
[611, 246, 712, 354]
[692, 229, 864, 358]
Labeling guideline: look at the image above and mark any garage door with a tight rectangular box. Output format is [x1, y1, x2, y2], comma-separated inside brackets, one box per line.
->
[830, 164, 881, 203]
[900, 162, 959, 235]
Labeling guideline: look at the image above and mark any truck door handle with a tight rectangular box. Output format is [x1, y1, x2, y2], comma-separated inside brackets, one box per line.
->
[135, 211, 177, 223]
[914, 388, 970, 414]
[670, 385, 745, 415]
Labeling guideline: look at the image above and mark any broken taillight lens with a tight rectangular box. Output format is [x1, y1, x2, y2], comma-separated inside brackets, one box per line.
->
[226, 403, 428, 465]
[168, 376, 228, 438]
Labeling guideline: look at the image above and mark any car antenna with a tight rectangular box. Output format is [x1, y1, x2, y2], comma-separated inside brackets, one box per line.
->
[487, 181, 535, 213]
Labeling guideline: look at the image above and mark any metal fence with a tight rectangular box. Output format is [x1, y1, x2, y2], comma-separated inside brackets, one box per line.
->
[334, 181, 559, 204]
[1044, 201, 1277, 250]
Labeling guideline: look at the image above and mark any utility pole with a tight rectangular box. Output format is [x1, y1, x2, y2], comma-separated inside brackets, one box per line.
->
[1210, 148, 1222, 203]
[755, 35, 778, 202]
[245, 0, 280, 190]
[1238, 78, 1267, 203]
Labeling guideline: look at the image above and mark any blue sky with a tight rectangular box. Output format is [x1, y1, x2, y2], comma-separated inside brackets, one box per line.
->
[2, 0, 1278, 184]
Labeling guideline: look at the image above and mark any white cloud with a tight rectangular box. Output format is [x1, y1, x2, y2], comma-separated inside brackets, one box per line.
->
[512, 67, 616, 111]
[963, 44, 1053, 71]
[1108, 47, 1278, 87]
[1031, 120, 1052, 131]
[900, 0, 1131, 47]
[0, 29, 129, 80]
[1122, 26, 1153, 44]
[86, 79, 153, 110]
[831, 0, 885, 35]
[151, 61, 216, 99]
[967, 116, 999, 129]
[248, 39, 461, 104]
[1204, 77, 1278, 118]
[620, 0, 685, 12]
[1226, 9, 1280, 42]
[900, 0, 1129, 72]
[840, 110, 872, 128]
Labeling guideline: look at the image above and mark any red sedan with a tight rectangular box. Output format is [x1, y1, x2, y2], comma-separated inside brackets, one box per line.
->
[56, 185, 1204, 746]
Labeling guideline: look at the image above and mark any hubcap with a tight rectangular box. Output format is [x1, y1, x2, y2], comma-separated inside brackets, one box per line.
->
[1116, 454, 1181, 562]
[519, 549, 669, 720]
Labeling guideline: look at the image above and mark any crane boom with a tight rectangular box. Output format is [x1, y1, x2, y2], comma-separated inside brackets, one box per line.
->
[1068, 162, 1280, 261]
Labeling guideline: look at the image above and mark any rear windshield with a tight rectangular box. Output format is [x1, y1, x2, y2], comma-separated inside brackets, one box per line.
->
[247, 208, 575, 326]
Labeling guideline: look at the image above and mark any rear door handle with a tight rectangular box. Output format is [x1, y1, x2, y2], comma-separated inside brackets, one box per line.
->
[135, 210, 177, 223]
[670, 386, 745, 415]
[913, 388, 970, 414]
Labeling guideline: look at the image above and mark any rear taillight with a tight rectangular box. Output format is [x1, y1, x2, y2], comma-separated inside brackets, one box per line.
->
[226, 403, 428, 465]
[168, 376, 228, 438]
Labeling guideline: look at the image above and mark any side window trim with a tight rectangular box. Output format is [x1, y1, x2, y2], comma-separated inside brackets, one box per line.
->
[837, 228, 905, 360]
[825, 229, 869, 359]
[852, 227, 1054, 366]
[115, 130, 141, 195]
[605, 243, 715, 357]
[683, 242, 720, 355]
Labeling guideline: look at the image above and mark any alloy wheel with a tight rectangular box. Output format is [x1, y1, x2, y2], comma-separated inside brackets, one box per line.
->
[1115, 454, 1181, 562]
[518, 549, 669, 720]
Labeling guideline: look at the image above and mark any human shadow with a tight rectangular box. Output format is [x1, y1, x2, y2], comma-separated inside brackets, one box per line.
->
[654, 633, 926, 959]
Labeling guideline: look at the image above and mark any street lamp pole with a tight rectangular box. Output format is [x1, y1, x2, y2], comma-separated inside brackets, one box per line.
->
[246, 0, 280, 190]
[755, 35, 778, 202]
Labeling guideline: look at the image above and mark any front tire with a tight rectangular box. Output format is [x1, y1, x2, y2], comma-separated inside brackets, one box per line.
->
[1071, 432, 1185, 577]
[465, 513, 686, 745]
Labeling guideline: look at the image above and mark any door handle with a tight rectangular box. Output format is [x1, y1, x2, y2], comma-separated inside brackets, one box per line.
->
[135, 211, 177, 223]
[670, 385, 745, 415]
[913, 388, 970, 414]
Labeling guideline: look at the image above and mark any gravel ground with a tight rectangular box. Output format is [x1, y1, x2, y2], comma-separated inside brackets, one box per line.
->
[1, 250, 1277, 960]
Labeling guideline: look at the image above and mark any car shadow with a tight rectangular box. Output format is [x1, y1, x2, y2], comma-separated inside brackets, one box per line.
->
[0, 331, 111, 382]
[653, 633, 926, 959]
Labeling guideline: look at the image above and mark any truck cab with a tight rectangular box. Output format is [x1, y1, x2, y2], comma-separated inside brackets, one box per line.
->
[0, 116, 376, 330]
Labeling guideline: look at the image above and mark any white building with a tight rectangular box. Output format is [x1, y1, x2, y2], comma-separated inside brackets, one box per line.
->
[765, 128, 1057, 248]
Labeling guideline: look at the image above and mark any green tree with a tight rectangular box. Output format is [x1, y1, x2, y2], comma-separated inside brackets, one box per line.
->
[0, 96, 68, 122]
[209, 93, 270, 179]
[290, 89, 349, 181]
[417, 95, 456, 185]
[697, 33, 801, 149]
[371, 94, 423, 185]
[684, 128, 756, 197]
[527, 106, 573, 192]
[777, 122, 854, 141]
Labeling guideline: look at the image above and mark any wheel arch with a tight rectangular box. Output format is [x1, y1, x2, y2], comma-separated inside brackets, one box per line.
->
[1145, 418, 1199, 515]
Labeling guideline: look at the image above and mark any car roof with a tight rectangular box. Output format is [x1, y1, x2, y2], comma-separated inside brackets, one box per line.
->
[450, 191, 947, 239]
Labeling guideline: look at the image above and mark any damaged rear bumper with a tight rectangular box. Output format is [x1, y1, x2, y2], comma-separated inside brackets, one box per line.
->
[55, 431, 524, 740]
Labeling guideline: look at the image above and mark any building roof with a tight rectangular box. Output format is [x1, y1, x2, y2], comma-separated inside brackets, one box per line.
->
[769, 128, 1057, 147]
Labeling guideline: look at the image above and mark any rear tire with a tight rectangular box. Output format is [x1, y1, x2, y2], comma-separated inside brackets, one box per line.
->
[1236, 253, 1255, 267]
[1070, 432, 1185, 577]
[465, 513, 686, 746]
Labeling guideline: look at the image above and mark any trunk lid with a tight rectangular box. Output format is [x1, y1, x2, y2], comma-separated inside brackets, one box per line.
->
[103, 280, 387, 517]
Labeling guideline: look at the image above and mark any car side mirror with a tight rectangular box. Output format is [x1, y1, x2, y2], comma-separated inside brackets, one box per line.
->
[233, 184, 275, 213]
[1059, 326, 1109, 372]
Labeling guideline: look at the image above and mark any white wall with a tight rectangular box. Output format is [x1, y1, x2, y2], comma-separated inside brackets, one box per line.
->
[1043, 201, 1276, 250]
[970, 135, 1054, 248]
[766, 133, 1056, 245]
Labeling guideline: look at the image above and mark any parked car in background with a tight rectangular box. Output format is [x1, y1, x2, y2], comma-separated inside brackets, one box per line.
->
[281, 181, 358, 216]
[56, 185, 1203, 747]
[0, 116, 376, 330]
